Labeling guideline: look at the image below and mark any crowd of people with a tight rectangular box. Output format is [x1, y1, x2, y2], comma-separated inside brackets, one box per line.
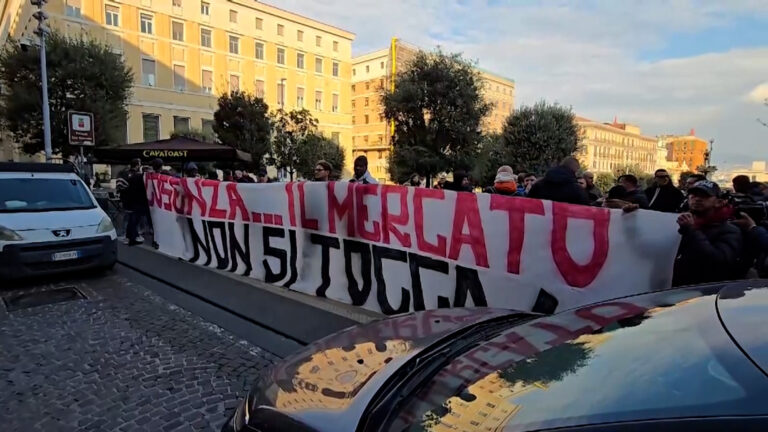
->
[117, 154, 768, 290]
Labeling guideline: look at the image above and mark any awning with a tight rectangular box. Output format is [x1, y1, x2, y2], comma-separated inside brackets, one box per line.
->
[93, 137, 252, 163]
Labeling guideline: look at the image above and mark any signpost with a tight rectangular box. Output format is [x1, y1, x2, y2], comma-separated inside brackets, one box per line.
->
[68, 111, 94, 179]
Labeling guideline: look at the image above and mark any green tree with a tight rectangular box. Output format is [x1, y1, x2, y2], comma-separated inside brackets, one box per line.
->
[170, 127, 215, 142]
[0, 33, 133, 156]
[268, 108, 318, 180]
[213, 90, 271, 165]
[594, 172, 616, 193]
[383, 49, 491, 184]
[472, 133, 506, 187]
[295, 134, 345, 180]
[500, 100, 581, 176]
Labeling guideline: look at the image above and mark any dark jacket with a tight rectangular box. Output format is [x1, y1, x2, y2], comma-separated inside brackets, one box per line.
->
[624, 188, 650, 208]
[741, 225, 768, 277]
[672, 220, 743, 287]
[117, 169, 146, 211]
[527, 166, 589, 205]
[645, 184, 685, 213]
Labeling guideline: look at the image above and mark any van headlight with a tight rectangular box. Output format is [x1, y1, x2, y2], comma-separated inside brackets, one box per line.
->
[0, 225, 23, 241]
[97, 217, 115, 233]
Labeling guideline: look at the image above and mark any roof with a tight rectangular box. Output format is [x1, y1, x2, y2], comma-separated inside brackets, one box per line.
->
[93, 137, 252, 163]
[0, 162, 76, 173]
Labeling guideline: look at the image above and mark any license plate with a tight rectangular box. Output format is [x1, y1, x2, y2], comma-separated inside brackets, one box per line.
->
[52, 251, 80, 261]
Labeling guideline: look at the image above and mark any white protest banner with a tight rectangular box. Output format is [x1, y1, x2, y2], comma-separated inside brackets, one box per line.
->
[145, 173, 681, 315]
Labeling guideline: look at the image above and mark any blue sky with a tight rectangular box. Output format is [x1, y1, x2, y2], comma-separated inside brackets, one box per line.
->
[278, 0, 768, 167]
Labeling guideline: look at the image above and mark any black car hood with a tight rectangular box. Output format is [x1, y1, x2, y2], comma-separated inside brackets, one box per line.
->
[254, 308, 514, 429]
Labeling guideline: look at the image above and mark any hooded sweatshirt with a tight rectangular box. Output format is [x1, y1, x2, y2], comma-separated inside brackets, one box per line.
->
[527, 166, 590, 205]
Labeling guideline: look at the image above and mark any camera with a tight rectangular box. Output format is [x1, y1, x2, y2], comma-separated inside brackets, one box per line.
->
[724, 192, 768, 223]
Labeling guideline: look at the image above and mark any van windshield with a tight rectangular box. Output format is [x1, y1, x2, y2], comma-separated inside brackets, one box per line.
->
[0, 178, 95, 213]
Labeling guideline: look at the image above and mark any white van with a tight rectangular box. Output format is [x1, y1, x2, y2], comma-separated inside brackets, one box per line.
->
[0, 163, 118, 279]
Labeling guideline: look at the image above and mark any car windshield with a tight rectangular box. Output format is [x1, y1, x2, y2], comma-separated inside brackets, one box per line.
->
[384, 293, 768, 432]
[0, 178, 95, 213]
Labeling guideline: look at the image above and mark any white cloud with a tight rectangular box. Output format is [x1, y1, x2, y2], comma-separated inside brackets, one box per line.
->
[747, 83, 768, 103]
[274, 0, 768, 164]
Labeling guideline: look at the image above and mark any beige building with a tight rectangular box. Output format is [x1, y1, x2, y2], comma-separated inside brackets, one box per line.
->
[351, 38, 515, 182]
[576, 116, 657, 174]
[0, 0, 355, 168]
[714, 161, 768, 187]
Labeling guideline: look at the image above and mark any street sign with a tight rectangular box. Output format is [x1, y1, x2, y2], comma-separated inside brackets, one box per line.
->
[67, 111, 94, 146]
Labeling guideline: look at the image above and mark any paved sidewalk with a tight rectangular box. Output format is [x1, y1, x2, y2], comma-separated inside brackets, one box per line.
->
[0, 272, 279, 432]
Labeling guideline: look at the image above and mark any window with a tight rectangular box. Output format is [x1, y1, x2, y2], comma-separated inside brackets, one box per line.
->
[352, 68, 356, 76]
[229, 74, 240, 92]
[380, 61, 385, 69]
[229, 9, 237, 23]
[333, 41, 339, 52]
[277, 82, 285, 107]
[201, 1, 210, 16]
[66, 0, 82, 18]
[105, 5, 120, 27]
[200, 28, 212, 48]
[352, 84, 356, 92]
[296, 53, 304, 69]
[315, 91, 322, 110]
[255, 17, 263, 30]
[173, 64, 186, 91]
[365, 82, 370, 90]
[364, 114, 369, 124]
[141, 58, 156, 86]
[351, 100, 355, 108]
[332, 94, 339, 113]
[332, 61, 339, 77]
[255, 80, 265, 98]
[277, 24, 284, 36]
[296, 87, 304, 108]
[365, 97, 370, 107]
[172, 21, 184, 41]
[297, 30, 303, 41]
[173, 0, 182, 7]
[229, 35, 239, 54]
[315, 57, 323, 74]
[202, 119, 214, 136]
[142, 114, 159, 142]
[331, 132, 340, 144]
[277, 47, 285, 65]
[201, 69, 213, 94]
[173, 116, 190, 132]
[352, 116, 355, 125]
[255, 42, 264, 60]
[366, 65, 370, 73]
[315, 36, 322, 47]
[140, 13, 153, 34]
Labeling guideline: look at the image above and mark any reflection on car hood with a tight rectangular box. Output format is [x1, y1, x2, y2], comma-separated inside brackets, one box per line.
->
[0, 207, 103, 230]
[258, 308, 513, 429]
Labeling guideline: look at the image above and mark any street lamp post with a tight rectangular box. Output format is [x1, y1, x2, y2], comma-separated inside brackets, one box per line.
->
[31, 0, 52, 162]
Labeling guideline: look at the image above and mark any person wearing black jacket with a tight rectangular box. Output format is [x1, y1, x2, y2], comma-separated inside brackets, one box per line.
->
[672, 181, 743, 286]
[617, 174, 649, 208]
[645, 169, 684, 213]
[527, 157, 589, 205]
[117, 159, 149, 246]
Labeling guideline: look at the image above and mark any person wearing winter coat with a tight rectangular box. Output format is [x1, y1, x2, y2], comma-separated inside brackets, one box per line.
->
[645, 169, 685, 213]
[527, 157, 589, 205]
[672, 181, 743, 286]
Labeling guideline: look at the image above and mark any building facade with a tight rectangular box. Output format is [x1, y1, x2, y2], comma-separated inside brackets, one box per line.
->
[664, 131, 709, 172]
[350, 39, 515, 183]
[575, 117, 657, 174]
[1, 0, 355, 169]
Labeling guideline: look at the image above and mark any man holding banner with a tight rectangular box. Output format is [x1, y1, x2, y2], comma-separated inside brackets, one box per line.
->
[673, 181, 743, 286]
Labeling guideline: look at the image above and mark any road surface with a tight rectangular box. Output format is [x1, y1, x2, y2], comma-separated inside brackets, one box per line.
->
[0, 267, 280, 432]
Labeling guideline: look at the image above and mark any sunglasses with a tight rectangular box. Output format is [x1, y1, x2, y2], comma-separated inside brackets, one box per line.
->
[315, 168, 327, 172]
